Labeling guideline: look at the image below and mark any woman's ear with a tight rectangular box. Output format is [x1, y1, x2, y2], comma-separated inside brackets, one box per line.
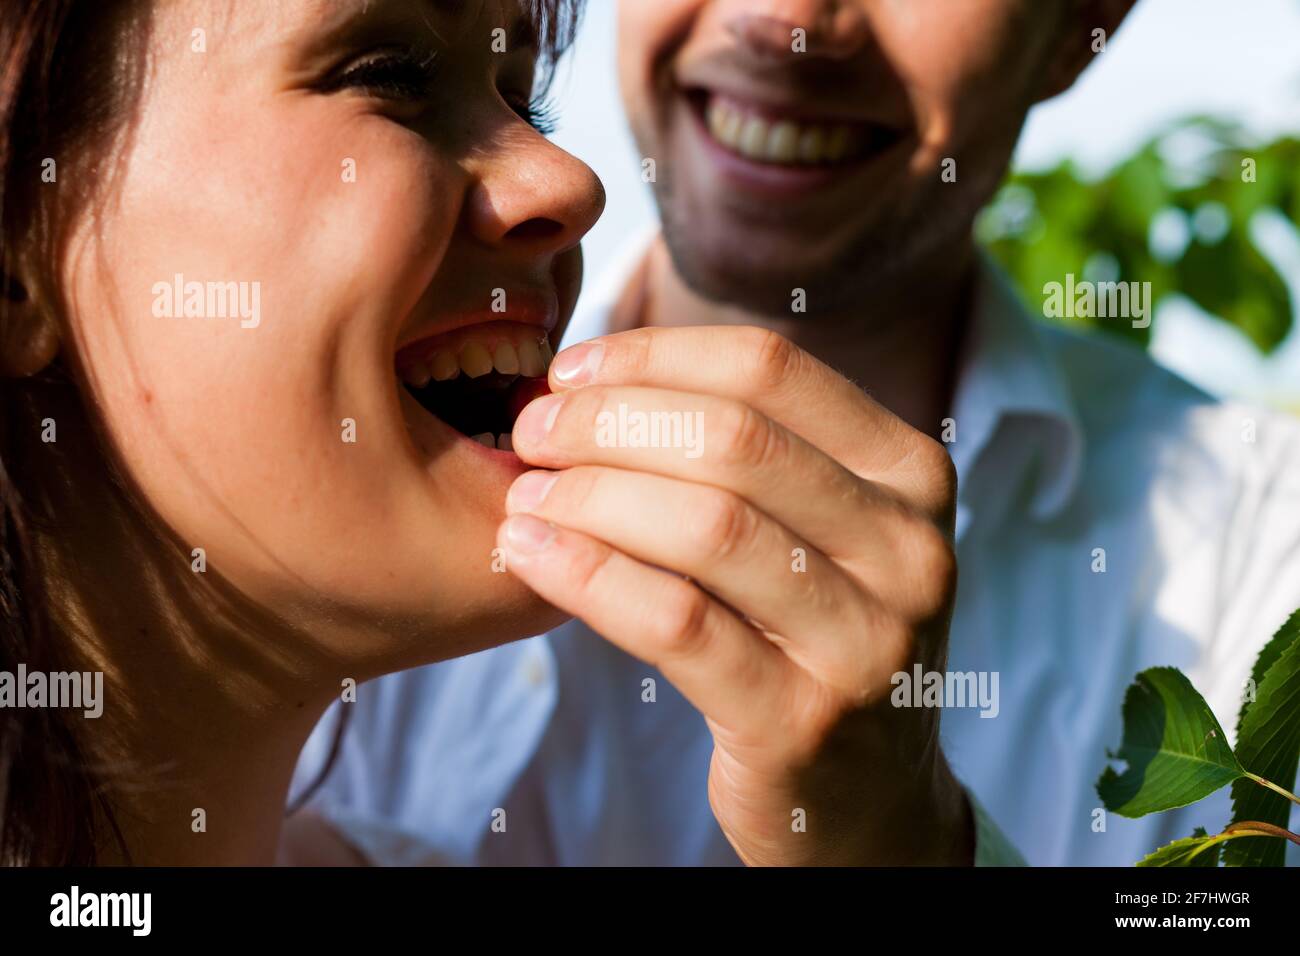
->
[1036, 0, 1138, 104]
[0, 269, 60, 377]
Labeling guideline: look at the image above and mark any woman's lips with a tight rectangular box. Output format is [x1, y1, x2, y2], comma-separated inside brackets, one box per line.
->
[396, 319, 555, 453]
[395, 289, 560, 354]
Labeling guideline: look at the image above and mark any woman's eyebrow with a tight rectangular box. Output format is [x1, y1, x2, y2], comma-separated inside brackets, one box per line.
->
[293, 0, 446, 58]
[294, 0, 537, 58]
[432, 0, 541, 52]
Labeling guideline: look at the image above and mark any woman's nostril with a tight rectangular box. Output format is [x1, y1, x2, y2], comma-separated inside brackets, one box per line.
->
[506, 218, 565, 242]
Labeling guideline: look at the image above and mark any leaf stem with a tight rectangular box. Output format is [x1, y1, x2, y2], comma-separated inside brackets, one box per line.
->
[1243, 772, 1300, 808]
[1220, 821, 1300, 848]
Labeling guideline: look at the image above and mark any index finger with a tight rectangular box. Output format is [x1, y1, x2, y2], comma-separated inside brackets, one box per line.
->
[548, 325, 955, 518]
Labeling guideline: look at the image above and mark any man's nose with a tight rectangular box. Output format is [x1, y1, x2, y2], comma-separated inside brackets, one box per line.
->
[462, 137, 606, 255]
[719, 0, 871, 61]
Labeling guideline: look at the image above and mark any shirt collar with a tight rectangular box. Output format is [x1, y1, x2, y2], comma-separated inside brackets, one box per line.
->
[563, 237, 1085, 536]
[949, 257, 1085, 536]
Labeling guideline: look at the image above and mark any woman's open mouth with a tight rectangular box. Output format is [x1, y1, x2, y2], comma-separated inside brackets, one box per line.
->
[396, 321, 554, 452]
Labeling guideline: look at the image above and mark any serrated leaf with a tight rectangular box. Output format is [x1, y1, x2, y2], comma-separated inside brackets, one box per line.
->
[1137, 830, 1223, 867]
[1097, 667, 1243, 817]
[1236, 607, 1300, 733]
[1226, 608, 1300, 867]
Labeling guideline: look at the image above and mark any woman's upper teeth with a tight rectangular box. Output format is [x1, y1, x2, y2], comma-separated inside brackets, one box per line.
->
[706, 96, 859, 166]
[399, 333, 552, 386]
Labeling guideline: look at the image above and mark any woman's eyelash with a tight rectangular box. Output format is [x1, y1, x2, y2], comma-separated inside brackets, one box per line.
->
[519, 95, 560, 136]
[324, 48, 561, 135]
[325, 50, 442, 100]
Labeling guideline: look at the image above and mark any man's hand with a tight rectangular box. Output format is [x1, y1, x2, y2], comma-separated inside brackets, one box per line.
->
[498, 326, 973, 866]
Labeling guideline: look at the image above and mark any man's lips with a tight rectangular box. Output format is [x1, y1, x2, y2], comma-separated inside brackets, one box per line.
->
[676, 54, 913, 129]
[688, 89, 903, 168]
[681, 88, 907, 199]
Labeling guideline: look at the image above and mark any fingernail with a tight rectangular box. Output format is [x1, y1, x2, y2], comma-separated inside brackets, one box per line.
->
[550, 342, 604, 384]
[508, 470, 557, 513]
[513, 393, 564, 446]
[503, 513, 556, 554]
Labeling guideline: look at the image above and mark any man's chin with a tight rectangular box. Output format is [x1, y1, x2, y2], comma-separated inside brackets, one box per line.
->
[661, 223, 869, 319]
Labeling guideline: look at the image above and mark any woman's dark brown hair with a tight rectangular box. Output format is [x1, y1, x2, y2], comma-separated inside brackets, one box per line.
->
[0, 0, 584, 867]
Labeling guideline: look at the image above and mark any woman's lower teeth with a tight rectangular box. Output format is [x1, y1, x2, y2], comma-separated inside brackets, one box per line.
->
[471, 433, 513, 451]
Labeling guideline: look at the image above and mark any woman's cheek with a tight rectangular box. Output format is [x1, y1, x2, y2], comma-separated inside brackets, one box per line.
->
[70, 279, 340, 582]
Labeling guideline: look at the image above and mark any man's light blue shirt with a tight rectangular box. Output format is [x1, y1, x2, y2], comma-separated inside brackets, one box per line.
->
[292, 243, 1300, 866]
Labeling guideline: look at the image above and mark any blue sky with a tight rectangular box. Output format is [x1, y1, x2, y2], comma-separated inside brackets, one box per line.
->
[548, 0, 1300, 407]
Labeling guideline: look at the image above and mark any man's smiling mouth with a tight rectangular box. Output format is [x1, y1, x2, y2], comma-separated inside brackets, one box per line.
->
[689, 90, 903, 169]
[396, 321, 553, 452]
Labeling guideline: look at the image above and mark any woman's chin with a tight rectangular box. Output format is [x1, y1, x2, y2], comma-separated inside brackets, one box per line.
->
[374, 573, 573, 671]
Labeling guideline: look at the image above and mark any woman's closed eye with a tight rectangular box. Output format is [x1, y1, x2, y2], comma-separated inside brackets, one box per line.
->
[322, 47, 562, 136]
[322, 48, 443, 101]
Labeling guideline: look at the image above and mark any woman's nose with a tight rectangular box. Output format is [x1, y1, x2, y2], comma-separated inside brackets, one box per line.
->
[462, 135, 606, 254]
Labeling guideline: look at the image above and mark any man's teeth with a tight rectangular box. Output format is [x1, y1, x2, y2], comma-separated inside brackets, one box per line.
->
[399, 335, 553, 385]
[470, 432, 515, 452]
[706, 98, 858, 166]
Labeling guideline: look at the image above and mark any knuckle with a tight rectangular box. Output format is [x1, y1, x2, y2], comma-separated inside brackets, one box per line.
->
[619, 329, 655, 375]
[690, 490, 756, 563]
[568, 536, 617, 598]
[564, 385, 609, 435]
[906, 523, 958, 620]
[651, 583, 713, 659]
[789, 681, 852, 750]
[879, 616, 918, 671]
[745, 327, 803, 393]
[556, 466, 601, 513]
[717, 401, 783, 469]
[844, 601, 911, 689]
[913, 437, 959, 514]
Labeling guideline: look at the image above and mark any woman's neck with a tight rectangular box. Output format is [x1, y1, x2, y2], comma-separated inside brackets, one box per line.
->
[53, 541, 333, 865]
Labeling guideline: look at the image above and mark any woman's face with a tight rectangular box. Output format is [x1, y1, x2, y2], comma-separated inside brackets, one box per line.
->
[58, 0, 604, 658]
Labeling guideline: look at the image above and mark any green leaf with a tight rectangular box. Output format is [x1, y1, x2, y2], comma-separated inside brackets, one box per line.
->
[1237, 608, 1300, 732]
[1175, 224, 1294, 354]
[1137, 828, 1223, 867]
[1226, 608, 1300, 867]
[983, 123, 1299, 356]
[1097, 667, 1243, 817]
[1106, 148, 1170, 237]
